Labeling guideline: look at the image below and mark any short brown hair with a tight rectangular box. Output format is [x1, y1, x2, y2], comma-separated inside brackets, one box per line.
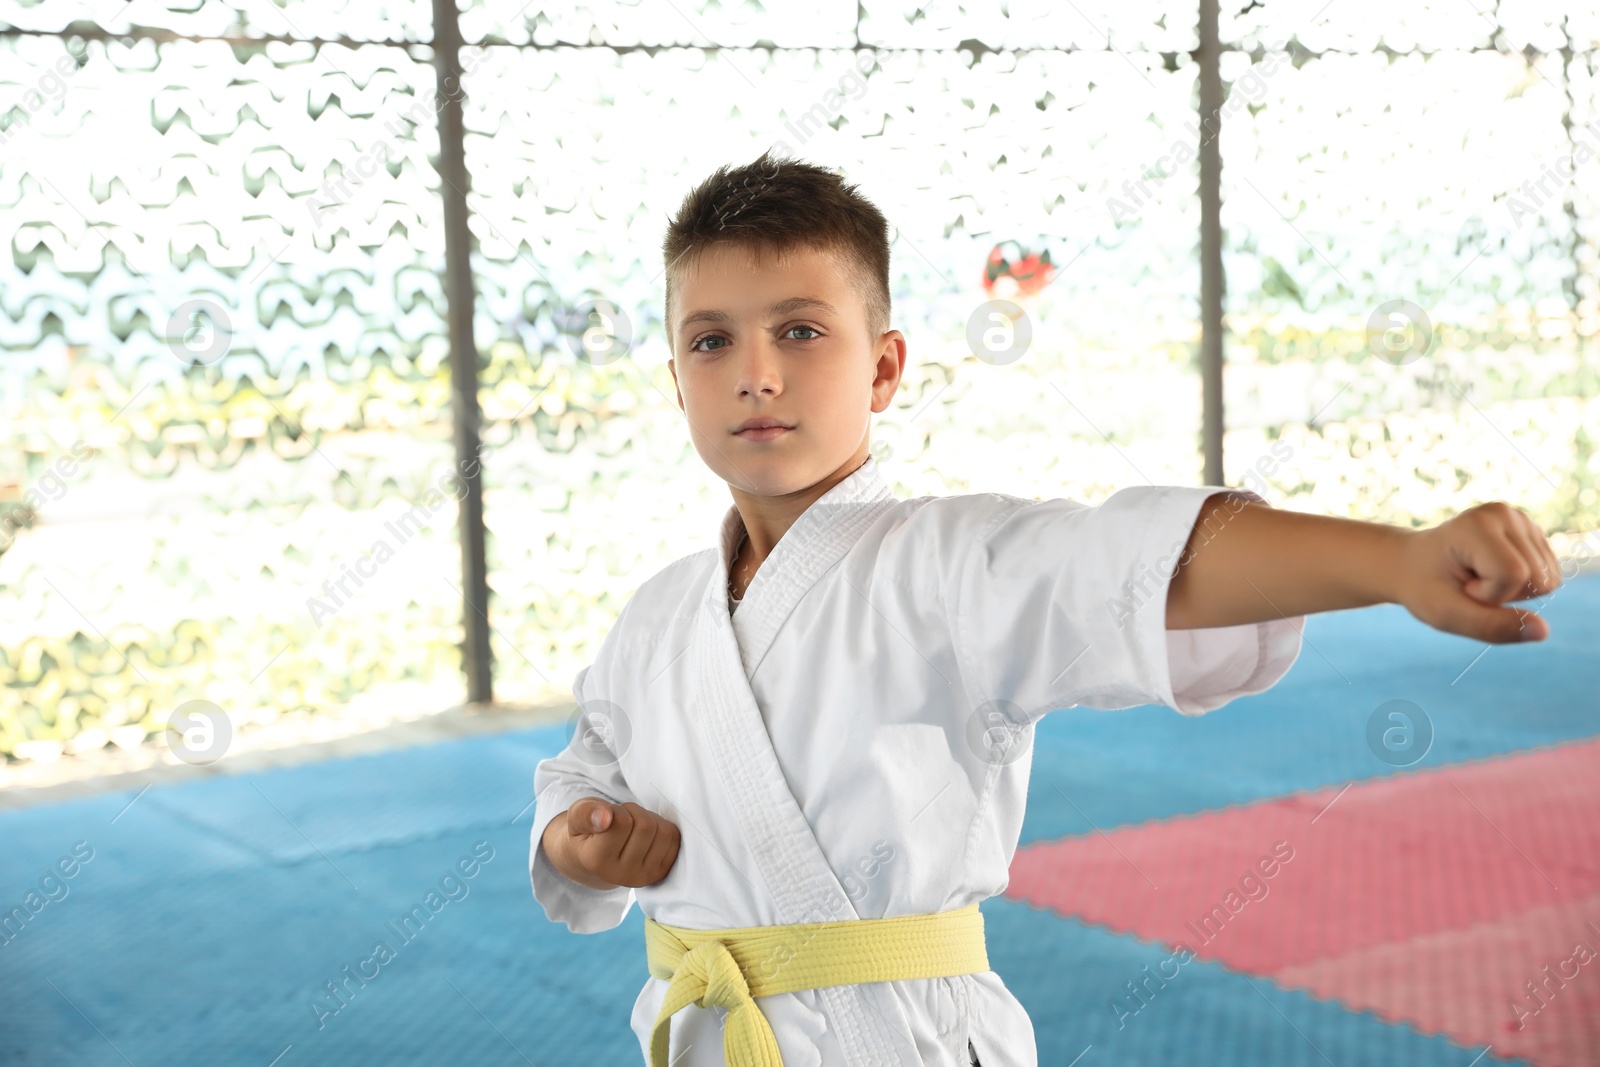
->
[661, 151, 891, 356]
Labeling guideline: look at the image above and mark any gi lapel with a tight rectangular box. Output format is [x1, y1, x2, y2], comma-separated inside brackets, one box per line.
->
[727, 455, 898, 677]
[692, 456, 920, 1066]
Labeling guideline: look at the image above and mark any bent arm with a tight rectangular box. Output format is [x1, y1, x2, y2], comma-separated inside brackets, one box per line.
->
[1166, 492, 1415, 630]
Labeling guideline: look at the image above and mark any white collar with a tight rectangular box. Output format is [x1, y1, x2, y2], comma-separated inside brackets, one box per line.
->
[717, 454, 893, 569]
[711, 455, 898, 674]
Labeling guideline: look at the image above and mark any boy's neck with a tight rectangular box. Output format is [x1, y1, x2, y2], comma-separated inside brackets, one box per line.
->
[728, 446, 871, 563]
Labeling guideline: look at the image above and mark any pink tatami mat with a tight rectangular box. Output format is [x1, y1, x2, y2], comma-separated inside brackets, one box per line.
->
[1008, 737, 1600, 1066]
[1276, 894, 1600, 1067]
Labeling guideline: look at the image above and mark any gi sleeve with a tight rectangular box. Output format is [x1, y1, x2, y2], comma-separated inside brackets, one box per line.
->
[528, 663, 640, 935]
[951, 484, 1303, 719]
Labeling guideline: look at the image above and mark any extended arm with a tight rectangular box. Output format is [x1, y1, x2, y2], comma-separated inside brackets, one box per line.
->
[1165, 493, 1563, 643]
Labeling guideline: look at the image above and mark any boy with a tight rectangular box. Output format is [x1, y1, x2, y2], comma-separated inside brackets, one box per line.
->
[529, 152, 1562, 1067]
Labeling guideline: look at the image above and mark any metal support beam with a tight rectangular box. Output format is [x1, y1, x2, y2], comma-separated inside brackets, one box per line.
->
[1197, 0, 1226, 486]
[431, 0, 493, 704]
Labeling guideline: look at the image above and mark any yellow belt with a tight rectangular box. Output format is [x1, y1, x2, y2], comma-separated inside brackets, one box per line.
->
[643, 901, 988, 1067]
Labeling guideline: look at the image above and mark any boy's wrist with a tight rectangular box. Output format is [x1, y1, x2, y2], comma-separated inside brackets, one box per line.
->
[1356, 520, 1423, 608]
[540, 814, 579, 881]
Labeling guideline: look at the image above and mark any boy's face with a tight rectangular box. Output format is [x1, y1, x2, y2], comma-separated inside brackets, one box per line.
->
[667, 242, 904, 500]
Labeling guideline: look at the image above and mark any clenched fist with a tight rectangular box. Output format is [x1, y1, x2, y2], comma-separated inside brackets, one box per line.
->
[543, 797, 681, 891]
[1398, 501, 1563, 643]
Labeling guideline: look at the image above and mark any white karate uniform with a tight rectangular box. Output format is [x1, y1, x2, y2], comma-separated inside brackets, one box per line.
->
[529, 455, 1304, 1067]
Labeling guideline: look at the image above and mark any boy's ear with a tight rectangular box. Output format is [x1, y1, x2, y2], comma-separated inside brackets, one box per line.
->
[666, 357, 685, 412]
[881, 329, 906, 372]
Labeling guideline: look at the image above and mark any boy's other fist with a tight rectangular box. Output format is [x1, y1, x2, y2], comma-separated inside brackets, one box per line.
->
[1398, 501, 1563, 643]
[560, 797, 681, 889]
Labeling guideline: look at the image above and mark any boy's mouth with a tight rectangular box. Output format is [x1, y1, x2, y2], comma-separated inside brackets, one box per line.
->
[733, 417, 793, 442]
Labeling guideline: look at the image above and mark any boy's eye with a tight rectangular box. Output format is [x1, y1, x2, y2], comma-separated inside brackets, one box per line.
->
[689, 325, 821, 352]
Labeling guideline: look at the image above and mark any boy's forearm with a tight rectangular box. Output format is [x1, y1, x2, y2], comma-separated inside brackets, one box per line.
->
[1165, 493, 1417, 629]
[540, 811, 619, 891]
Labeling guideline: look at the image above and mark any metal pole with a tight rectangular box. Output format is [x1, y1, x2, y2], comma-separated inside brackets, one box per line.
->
[431, 0, 493, 704]
[1197, 0, 1226, 486]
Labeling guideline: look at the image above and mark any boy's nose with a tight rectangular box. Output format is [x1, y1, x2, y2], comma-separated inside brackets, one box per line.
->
[735, 343, 783, 397]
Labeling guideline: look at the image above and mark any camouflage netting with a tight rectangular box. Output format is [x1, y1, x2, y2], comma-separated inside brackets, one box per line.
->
[1, 0, 1596, 763]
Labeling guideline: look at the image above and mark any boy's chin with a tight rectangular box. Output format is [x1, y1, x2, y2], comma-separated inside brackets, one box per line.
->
[715, 456, 833, 499]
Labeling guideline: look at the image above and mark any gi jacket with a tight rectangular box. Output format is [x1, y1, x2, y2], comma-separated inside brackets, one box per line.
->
[530, 456, 1304, 1066]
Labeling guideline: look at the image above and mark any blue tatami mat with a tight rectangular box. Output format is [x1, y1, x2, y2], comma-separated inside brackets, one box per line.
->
[3, 574, 1595, 1065]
